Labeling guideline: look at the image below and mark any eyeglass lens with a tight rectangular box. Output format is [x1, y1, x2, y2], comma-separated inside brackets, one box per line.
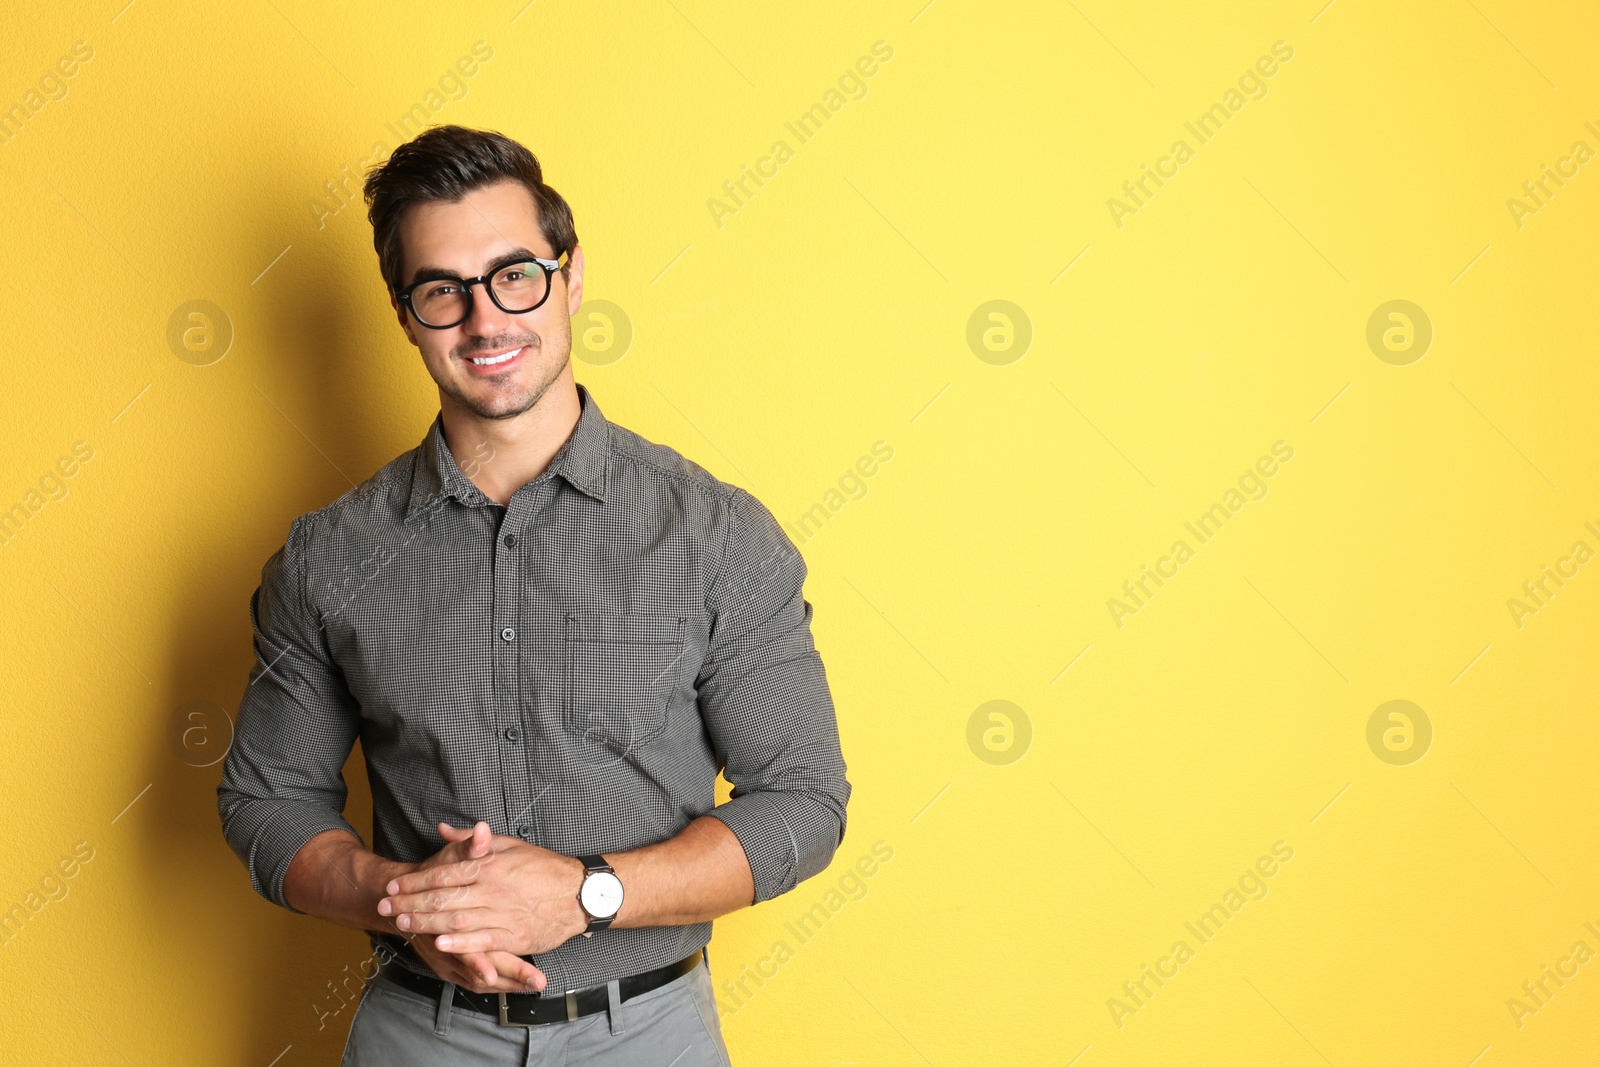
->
[411, 262, 548, 327]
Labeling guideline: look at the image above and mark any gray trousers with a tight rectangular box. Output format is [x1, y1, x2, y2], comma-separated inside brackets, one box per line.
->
[340, 954, 733, 1065]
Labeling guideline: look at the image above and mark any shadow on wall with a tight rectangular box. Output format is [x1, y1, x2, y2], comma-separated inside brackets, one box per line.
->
[143, 154, 434, 1063]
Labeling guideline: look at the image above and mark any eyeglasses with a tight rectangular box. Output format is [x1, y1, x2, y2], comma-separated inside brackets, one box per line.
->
[396, 253, 566, 330]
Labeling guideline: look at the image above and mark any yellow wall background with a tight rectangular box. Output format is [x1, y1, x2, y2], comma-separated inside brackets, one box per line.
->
[2, 0, 1598, 1063]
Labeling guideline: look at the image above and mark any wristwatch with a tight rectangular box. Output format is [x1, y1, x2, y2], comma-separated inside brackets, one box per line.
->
[575, 854, 624, 938]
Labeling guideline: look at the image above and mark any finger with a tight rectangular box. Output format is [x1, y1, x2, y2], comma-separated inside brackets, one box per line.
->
[396, 906, 500, 935]
[449, 827, 522, 861]
[381, 885, 483, 917]
[443, 831, 491, 865]
[460, 949, 499, 988]
[485, 951, 547, 992]
[386, 856, 491, 896]
[452, 951, 543, 996]
[436, 945, 545, 995]
[419, 943, 486, 988]
[458, 960, 543, 995]
[417, 937, 498, 992]
[436, 925, 517, 955]
[438, 821, 496, 857]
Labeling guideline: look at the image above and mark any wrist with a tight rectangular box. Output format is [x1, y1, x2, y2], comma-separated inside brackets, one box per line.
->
[355, 850, 410, 895]
[353, 851, 414, 929]
[567, 855, 590, 939]
[284, 831, 412, 934]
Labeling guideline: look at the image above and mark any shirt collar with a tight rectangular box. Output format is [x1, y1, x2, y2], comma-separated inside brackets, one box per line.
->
[405, 380, 610, 523]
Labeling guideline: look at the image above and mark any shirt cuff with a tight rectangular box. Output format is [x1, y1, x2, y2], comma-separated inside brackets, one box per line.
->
[705, 790, 843, 905]
[222, 800, 364, 913]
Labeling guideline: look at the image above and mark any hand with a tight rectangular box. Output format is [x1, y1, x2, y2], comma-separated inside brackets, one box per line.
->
[408, 927, 546, 996]
[381, 822, 551, 995]
[378, 820, 589, 957]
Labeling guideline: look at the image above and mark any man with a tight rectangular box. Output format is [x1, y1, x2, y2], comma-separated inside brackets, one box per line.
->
[217, 124, 851, 1064]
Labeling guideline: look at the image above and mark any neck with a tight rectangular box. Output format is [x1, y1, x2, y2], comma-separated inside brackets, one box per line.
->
[439, 370, 581, 507]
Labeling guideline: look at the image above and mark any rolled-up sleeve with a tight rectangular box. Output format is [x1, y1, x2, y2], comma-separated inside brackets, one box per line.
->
[698, 487, 851, 905]
[217, 511, 364, 913]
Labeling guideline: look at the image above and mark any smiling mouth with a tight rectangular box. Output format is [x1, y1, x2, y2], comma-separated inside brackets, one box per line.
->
[463, 345, 527, 370]
[471, 349, 519, 366]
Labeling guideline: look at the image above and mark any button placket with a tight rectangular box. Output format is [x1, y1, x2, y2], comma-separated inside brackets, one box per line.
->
[492, 505, 533, 844]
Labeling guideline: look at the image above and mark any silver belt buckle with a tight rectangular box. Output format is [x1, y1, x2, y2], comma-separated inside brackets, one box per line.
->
[497, 990, 580, 1027]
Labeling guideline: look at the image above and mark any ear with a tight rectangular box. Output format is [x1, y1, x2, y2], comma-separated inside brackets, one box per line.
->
[564, 244, 586, 315]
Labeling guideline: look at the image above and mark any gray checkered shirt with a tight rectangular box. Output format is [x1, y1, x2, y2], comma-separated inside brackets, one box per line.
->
[216, 381, 850, 992]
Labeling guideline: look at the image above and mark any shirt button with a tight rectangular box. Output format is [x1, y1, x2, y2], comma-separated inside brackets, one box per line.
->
[504, 726, 522, 742]
[504, 534, 516, 547]
[517, 825, 531, 837]
[501, 627, 516, 642]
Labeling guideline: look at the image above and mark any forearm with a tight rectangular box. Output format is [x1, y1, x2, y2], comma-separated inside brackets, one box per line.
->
[603, 815, 756, 929]
[283, 828, 415, 934]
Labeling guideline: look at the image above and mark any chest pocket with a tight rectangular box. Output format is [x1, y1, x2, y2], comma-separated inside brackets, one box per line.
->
[564, 612, 687, 755]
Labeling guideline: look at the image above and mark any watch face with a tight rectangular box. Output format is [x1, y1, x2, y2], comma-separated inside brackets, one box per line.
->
[580, 871, 624, 918]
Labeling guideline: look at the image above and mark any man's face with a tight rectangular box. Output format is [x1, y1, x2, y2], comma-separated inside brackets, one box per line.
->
[389, 179, 585, 421]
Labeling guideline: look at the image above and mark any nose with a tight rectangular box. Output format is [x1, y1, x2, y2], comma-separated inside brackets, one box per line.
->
[462, 280, 512, 337]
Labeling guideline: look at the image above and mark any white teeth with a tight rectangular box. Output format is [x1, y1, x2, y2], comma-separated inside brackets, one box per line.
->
[471, 348, 520, 366]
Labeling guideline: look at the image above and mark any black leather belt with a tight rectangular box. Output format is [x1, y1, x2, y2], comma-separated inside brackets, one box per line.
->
[377, 949, 704, 1027]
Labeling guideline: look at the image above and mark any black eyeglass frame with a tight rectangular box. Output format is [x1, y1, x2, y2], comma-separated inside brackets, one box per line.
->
[395, 252, 568, 330]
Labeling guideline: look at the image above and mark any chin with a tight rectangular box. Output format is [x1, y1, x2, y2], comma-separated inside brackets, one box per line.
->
[459, 388, 542, 421]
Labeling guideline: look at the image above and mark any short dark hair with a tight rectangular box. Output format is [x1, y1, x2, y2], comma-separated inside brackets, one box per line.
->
[362, 124, 578, 296]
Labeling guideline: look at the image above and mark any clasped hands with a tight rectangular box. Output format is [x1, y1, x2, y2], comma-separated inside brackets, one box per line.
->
[377, 821, 588, 997]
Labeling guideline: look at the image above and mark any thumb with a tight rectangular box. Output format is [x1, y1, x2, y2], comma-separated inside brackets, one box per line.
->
[463, 950, 499, 987]
[438, 821, 473, 843]
[491, 951, 548, 992]
[470, 820, 493, 858]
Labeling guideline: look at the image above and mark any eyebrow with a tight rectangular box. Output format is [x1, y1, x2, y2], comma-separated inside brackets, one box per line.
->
[405, 248, 551, 288]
